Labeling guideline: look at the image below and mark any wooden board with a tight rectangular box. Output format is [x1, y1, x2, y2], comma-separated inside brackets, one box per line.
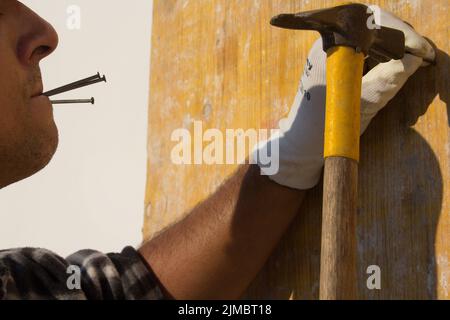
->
[144, 0, 450, 299]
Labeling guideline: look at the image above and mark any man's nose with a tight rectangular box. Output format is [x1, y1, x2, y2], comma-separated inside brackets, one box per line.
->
[17, 12, 59, 66]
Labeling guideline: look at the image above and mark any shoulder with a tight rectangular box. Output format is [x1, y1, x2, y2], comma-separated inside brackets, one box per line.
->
[0, 247, 85, 300]
[0, 246, 165, 300]
[67, 246, 165, 300]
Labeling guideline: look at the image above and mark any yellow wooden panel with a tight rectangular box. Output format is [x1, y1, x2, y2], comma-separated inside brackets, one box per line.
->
[144, 0, 449, 299]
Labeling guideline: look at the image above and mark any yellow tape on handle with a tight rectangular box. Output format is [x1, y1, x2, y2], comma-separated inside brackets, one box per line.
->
[324, 46, 364, 162]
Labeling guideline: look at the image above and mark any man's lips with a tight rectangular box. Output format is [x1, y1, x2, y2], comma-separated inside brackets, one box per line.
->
[31, 83, 44, 98]
[31, 92, 43, 98]
[29, 93, 53, 124]
[29, 82, 52, 112]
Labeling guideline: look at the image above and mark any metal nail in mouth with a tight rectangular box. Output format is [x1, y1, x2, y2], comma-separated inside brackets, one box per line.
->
[43, 73, 106, 105]
[50, 98, 95, 105]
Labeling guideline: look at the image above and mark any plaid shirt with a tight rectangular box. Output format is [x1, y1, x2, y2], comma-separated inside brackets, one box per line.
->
[0, 246, 165, 300]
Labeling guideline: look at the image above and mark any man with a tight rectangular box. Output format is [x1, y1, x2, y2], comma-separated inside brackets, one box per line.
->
[0, 0, 434, 300]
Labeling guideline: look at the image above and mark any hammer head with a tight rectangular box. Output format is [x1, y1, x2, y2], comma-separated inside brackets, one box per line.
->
[271, 3, 406, 63]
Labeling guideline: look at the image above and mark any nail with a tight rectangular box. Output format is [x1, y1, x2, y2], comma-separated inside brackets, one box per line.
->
[43, 73, 101, 96]
[66, 72, 101, 87]
[51, 98, 95, 105]
[43, 73, 106, 97]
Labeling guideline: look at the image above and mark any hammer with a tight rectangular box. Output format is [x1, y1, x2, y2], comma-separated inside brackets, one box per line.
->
[271, 3, 407, 300]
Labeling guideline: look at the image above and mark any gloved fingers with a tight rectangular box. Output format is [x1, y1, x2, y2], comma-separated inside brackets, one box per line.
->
[379, 8, 435, 62]
[360, 54, 423, 133]
[364, 53, 423, 89]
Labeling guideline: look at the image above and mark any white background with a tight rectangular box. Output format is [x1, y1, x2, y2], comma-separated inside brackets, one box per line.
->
[0, 0, 154, 256]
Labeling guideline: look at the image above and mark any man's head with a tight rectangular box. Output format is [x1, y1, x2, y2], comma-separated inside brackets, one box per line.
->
[0, 0, 58, 189]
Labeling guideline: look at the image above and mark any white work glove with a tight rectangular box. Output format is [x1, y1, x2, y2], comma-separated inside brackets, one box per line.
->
[255, 8, 435, 190]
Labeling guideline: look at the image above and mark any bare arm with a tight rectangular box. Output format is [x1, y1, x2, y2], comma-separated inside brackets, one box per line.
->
[138, 164, 305, 300]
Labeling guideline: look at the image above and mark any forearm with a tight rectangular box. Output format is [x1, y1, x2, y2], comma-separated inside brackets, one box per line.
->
[139, 164, 305, 300]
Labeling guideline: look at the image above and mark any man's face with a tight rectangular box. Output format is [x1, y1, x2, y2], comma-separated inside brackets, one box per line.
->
[0, 0, 58, 188]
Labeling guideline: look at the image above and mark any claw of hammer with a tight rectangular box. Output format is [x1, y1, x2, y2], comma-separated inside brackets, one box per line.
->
[271, 3, 406, 63]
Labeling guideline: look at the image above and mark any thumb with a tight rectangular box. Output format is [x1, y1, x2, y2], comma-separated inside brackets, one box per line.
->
[360, 54, 423, 134]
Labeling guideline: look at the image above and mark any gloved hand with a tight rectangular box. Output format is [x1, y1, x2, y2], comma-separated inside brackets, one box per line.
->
[255, 8, 435, 190]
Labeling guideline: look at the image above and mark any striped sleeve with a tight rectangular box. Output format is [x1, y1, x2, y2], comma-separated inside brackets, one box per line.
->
[0, 246, 165, 300]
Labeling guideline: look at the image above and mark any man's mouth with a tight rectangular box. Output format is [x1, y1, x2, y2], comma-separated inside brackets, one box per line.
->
[31, 85, 44, 98]
[29, 81, 53, 120]
[30, 68, 45, 98]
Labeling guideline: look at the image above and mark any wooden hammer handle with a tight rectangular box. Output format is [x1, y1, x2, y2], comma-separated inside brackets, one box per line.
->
[319, 46, 364, 300]
[320, 157, 358, 300]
